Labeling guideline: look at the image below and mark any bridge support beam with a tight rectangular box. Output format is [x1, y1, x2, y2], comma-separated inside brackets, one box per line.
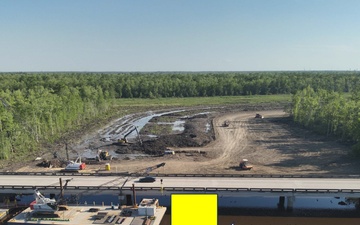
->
[277, 196, 285, 211]
[126, 194, 132, 206]
[118, 194, 126, 205]
[286, 196, 294, 212]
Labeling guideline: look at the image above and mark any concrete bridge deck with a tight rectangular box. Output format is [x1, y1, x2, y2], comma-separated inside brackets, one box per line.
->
[1, 174, 360, 197]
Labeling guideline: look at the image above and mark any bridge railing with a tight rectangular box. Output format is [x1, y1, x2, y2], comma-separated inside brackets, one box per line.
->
[0, 171, 359, 179]
[1, 185, 360, 195]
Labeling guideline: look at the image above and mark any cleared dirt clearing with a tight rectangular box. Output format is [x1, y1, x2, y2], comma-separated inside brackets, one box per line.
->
[6, 108, 360, 175]
[105, 110, 360, 175]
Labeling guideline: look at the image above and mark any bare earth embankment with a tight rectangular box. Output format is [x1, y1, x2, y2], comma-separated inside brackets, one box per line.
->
[110, 110, 360, 175]
[6, 107, 360, 175]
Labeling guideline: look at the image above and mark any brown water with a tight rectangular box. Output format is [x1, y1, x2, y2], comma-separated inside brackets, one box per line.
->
[160, 214, 360, 225]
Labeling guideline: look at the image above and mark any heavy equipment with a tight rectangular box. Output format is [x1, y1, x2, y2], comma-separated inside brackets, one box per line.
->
[132, 162, 166, 176]
[222, 120, 230, 127]
[96, 149, 113, 161]
[117, 126, 142, 146]
[30, 190, 58, 213]
[239, 159, 253, 170]
[30, 178, 73, 213]
[64, 156, 85, 171]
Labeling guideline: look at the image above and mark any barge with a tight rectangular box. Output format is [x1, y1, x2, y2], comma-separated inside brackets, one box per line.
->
[7, 190, 166, 225]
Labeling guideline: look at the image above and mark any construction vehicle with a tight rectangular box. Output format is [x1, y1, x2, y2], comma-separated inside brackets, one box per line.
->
[96, 149, 113, 161]
[30, 189, 59, 213]
[145, 162, 165, 174]
[131, 162, 166, 176]
[255, 114, 264, 119]
[64, 156, 85, 171]
[239, 159, 253, 170]
[31, 178, 72, 213]
[117, 126, 142, 146]
[57, 177, 73, 206]
[164, 150, 175, 155]
[222, 120, 230, 127]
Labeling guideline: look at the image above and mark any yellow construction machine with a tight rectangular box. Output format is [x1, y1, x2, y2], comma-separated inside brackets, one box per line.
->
[239, 159, 253, 170]
[117, 126, 142, 146]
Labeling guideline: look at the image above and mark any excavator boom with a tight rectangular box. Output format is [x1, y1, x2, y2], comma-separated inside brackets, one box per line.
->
[133, 162, 166, 176]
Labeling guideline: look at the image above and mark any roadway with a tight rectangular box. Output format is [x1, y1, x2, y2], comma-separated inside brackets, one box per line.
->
[1, 175, 360, 190]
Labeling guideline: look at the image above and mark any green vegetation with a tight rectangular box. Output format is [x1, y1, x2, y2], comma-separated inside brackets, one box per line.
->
[1, 71, 359, 160]
[144, 123, 173, 135]
[114, 95, 291, 107]
[1, 71, 359, 98]
[290, 86, 360, 153]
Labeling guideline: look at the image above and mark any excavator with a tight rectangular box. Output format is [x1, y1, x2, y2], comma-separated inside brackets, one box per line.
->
[31, 178, 73, 213]
[132, 162, 166, 177]
[116, 126, 142, 146]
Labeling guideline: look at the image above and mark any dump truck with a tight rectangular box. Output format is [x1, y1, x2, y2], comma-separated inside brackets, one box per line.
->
[64, 157, 85, 171]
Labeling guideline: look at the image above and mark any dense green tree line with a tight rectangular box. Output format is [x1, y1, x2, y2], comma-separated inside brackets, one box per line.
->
[0, 85, 109, 159]
[291, 86, 360, 153]
[1, 71, 360, 160]
[1, 71, 360, 99]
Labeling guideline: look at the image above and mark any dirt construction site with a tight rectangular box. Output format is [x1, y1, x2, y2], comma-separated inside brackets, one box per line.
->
[9, 104, 360, 175]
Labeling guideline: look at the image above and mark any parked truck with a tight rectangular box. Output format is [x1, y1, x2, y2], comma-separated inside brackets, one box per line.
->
[64, 157, 85, 171]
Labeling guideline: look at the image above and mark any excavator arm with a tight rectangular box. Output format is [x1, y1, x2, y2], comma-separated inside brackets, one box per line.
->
[117, 126, 143, 146]
[124, 127, 137, 138]
[132, 162, 166, 176]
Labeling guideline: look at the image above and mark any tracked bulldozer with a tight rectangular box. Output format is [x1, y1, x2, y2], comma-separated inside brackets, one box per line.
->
[96, 149, 113, 161]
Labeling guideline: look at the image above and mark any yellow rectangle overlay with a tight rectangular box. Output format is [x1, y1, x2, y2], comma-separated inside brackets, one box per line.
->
[171, 194, 217, 225]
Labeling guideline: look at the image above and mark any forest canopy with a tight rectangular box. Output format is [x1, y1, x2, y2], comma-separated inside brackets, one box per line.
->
[1, 71, 360, 160]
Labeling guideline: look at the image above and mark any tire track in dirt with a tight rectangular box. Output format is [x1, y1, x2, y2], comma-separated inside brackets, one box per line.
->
[192, 112, 255, 173]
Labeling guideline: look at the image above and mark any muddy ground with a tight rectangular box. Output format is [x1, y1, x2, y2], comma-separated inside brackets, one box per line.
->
[6, 103, 360, 175]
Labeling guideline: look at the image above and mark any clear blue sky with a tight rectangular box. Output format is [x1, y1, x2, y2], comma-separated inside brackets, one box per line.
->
[1, 0, 359, 71]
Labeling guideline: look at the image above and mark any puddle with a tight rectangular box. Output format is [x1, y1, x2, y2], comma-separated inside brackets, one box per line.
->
[96, 109, 214, 142]
[120, 110, 185, 139]
[117, 154, 150, 160]
[157, 121, 185, 132]
[73, 108, 215, 157]
[134, 110, 184, 129]
[205, 123, 211, 133]
[172, 121, 185, 132]
[145, 134, 158, 138]
[181, 111, 210, 119]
